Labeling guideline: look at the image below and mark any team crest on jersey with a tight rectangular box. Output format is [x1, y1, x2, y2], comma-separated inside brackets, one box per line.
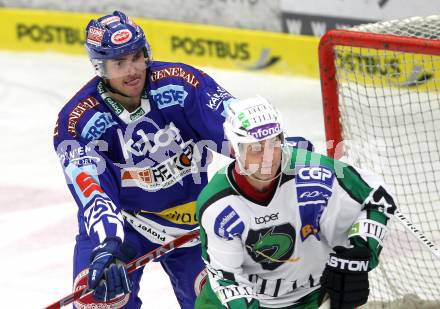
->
[245, 223, 296, 270]
[295, 165, 334, 241]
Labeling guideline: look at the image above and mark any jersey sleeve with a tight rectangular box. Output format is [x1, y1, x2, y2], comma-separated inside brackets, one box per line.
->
[183, 66, 236, 152]
[53, 102, 124, 248]
[199, 201, 259, 309]
[320, 160, 397, 270]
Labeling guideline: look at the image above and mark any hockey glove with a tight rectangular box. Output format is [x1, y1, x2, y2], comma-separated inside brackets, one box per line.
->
[88, 237, 133, 302]
[320, 246, 371, 309]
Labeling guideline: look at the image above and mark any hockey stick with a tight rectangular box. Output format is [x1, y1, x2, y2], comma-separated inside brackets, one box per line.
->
[315, 210, 440, 309]
[318, 297, 331, 309]
[44, 229, 200, 309]
[395, 209, 440, 259]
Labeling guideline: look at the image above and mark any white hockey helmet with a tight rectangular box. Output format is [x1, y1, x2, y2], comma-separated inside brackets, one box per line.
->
[223, 95, 284, 157]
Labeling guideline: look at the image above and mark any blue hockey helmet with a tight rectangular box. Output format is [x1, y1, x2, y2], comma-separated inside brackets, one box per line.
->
[85, 11, 151, 77]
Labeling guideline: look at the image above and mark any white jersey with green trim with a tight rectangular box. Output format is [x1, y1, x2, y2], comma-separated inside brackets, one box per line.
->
[197, 148, 395, 308]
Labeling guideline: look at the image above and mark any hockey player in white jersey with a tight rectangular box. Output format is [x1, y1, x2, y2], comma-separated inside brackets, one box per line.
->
[195, 96, 396, 309]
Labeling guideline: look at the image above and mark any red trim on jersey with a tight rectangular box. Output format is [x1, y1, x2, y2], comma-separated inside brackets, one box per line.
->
[233, 166, 277, 203]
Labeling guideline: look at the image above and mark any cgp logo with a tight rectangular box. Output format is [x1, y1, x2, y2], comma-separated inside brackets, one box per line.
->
[296, 166, 334, 188]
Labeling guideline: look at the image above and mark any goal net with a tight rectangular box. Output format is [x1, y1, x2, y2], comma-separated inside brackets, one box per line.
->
[319, 16, 440, 308]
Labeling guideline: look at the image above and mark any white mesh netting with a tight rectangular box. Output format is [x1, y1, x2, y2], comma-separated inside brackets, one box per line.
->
[332, 16, 440, 308]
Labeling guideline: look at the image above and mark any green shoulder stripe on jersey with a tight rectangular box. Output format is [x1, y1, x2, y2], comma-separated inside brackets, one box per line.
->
[200, 226, 210, 262]
[337, 165, 373, 205]
[289, 147, 389, 270]
[288, 147, 373, 204]
[196, 164, 238, 263]
[196, 165, 235, 221]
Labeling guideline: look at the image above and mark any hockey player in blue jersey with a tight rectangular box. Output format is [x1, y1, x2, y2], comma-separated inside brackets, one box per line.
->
[53, 11, 236, 308]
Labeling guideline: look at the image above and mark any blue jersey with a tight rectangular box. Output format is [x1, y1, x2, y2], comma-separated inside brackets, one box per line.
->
[54, 61, 235, 247]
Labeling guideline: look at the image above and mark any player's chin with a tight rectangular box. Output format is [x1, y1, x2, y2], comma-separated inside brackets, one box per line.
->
[122, 82, 143, 96]
[258, 168, 278, 180]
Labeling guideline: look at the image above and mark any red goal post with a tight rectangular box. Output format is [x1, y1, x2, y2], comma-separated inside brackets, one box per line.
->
[318, 16, 440, 307]
[319, 26, 440, 159]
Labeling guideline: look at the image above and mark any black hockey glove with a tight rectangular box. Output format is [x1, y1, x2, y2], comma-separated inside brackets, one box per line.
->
[88, 237, 135, 302]
[320, 246, 371, 309]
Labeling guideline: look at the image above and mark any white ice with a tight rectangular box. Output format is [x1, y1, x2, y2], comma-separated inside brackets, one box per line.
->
[0, 51, 324, 308]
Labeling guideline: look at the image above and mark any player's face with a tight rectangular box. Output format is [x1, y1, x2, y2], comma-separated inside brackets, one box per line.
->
[241, 136, 282, 181]
[105, 49, 147, 97]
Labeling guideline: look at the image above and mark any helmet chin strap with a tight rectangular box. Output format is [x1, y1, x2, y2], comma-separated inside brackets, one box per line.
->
[236, 146, 290, 183]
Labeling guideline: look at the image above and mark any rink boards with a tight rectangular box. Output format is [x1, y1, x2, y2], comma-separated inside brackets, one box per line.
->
[0, 8, 320, 78]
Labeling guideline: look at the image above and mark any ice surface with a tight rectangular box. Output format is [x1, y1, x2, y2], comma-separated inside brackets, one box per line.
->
[0, 51, 324, 308]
